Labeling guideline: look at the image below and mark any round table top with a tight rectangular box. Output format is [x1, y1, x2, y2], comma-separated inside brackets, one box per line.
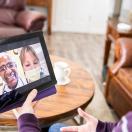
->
[0, 55, 95, 126]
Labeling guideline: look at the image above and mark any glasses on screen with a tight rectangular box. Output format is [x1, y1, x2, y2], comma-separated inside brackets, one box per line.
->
[0, 62, 16, 72]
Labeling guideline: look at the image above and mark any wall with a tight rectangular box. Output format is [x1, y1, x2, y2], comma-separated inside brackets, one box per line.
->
[122, 0, 132, 10]
[52, 0, 110, 34]
[119, 0, 132, 22]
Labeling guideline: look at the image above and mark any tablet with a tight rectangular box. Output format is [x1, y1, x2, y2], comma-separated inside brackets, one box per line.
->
[0, 31, 57, 113]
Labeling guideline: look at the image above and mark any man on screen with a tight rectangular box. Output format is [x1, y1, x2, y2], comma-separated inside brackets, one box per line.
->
[0, 52, 26, 94]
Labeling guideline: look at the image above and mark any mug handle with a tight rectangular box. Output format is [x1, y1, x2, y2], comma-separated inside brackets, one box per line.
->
[64, 67, 71, 77]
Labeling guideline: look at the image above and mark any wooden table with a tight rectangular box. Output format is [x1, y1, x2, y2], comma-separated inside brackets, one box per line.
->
[102, 17, 132, 80]
[0, 56, 95, 126]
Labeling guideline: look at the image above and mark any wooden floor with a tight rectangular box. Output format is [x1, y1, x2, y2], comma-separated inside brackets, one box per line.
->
[45, 32, 105, 88]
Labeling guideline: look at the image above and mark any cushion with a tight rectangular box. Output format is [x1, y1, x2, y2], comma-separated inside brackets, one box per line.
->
[117, 68, 132, 93]
[0, 25, 26, 38]
[16, 10, 46, 31]
[0, 8, 16, 25]
[0, 0, 25, 11]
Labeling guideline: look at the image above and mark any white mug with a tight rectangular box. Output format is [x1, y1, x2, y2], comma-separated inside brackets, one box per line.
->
[54, 61, 71, 85]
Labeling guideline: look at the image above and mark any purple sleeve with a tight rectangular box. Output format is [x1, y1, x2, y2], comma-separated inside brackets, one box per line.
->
[96, 120, 117, 132]
[18, 113, 41, 132]
[96, 111, 132, 132]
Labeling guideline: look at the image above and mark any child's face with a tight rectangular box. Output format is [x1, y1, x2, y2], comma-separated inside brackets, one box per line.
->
[22, 51, 40, 71]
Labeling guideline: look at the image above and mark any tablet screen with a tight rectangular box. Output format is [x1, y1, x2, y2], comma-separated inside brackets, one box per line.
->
[0, 41, 50, 95]
[0, 32, 56, 111]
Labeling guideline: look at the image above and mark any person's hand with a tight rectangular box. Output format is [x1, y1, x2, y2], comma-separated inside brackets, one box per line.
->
[13, 89, 38, 119]
[60, 108, 98, 132]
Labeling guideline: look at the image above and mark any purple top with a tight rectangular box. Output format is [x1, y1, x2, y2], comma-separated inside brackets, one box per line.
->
[18, 112, 132, 132]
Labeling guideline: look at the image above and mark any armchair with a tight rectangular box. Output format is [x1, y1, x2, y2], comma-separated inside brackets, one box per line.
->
[0, 0, 46, 38]
[105, 38, 132, 117]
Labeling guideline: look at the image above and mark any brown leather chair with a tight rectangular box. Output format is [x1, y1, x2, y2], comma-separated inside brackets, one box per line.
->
[105, 38, 132, 117]
[0, 0, 46, 38]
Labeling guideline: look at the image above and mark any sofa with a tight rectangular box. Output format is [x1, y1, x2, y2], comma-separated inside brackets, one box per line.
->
[105, 38, 132, 117]
[0, 0, 46, 38]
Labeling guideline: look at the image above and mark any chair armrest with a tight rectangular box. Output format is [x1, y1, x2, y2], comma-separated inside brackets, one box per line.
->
[15, 10, 46, 31]
[111, 38, 132, 74]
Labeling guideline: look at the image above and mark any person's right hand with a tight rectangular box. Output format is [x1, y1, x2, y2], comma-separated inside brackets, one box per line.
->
[60, 108, 98, 132]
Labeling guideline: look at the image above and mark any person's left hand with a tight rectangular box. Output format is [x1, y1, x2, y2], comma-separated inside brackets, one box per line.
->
[13, 89, 38, 119]
[60, 108, 98, 132]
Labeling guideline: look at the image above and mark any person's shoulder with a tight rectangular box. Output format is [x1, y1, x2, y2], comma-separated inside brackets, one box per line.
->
[18, 76, 27, 85]
[123, 111, 132, 131]
[40, 70, 45, 78]
[120, 111, 132, 124]
[126, 111, 132, 115]
[113, 111, 132, 132]
[125, 111, 132, 121]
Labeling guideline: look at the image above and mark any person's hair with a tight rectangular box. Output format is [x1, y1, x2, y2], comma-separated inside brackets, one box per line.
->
[20, 45, 39, 65]
[0, 52, 15, 64]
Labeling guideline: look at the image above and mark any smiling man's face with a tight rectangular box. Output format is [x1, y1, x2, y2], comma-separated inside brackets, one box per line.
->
[0, 55, 18, 90]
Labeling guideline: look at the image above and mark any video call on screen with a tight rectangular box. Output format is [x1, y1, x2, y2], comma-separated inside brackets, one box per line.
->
[0, 38, 50, 95]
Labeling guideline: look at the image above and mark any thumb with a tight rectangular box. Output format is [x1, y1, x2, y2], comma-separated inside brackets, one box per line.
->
[23, 89, 38, 106]
[77, 108, 92, 122]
